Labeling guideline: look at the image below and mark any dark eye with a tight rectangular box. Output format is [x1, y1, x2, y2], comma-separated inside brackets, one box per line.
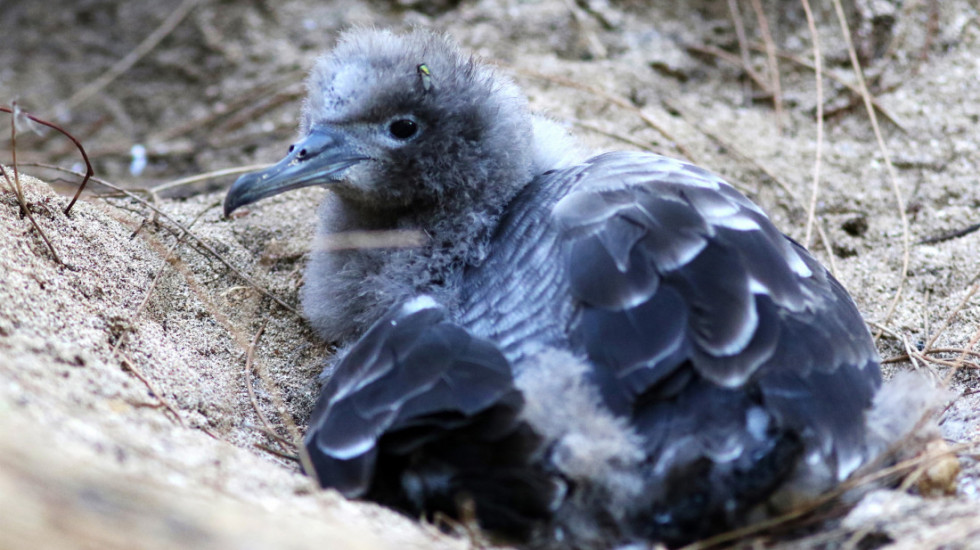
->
[388, 119, 419, 140]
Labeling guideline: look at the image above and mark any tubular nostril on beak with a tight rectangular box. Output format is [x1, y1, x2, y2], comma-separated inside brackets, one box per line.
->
[289, 143, 310, 160]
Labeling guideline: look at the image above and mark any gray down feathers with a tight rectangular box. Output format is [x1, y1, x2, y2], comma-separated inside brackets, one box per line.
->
[299, 31, 538, 343]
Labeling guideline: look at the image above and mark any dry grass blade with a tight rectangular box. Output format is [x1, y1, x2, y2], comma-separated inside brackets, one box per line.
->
[916, 0, 941, 69]
[120, 354, 186, 428]
[23, 162, 299, 315]
[151, 70, 306, 144]
[726, 0, 754, 105]
[749, 0, 784, 129]
[254, 442, 300, 462]
[800, 0, 824, 248]
[245, 424, 294, 449]
[212, 88, 305, 136]
[568, 117, 662, 152]
[0, 105, 94, 215]
[560, 0, 607, 59]
[57, 0, 203, 113]
[0, 167, 60, 262]
[883, 351, 980, 372]
[923, 348, 980, 362]
[130, 218, 321, 489]
[102, 202, 213, 430]
[684, 44, 773, 95]
[149, 164, 271, 195]
[829, 0, 910, 341]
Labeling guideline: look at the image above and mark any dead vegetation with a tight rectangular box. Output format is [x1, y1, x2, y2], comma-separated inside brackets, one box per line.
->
[1, 0, 979, 548]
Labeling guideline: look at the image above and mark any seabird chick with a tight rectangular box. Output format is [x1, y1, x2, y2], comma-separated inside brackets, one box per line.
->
[225, 28, 922, 548]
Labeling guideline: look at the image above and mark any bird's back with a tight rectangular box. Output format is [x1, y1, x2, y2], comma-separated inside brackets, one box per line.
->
[457, 150, 882, 544]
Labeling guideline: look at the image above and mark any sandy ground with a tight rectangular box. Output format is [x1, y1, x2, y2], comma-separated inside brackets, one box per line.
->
[1, 0, 979, 548]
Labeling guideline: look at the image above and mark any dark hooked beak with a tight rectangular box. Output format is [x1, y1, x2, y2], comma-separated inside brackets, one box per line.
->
[223, 128, 367, 216]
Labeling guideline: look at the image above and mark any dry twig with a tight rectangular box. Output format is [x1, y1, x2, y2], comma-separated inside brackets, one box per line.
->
[120, 354, 186, 428]
[1, 104, 94, 215]
[923, 279, 980, 353]
[748, 0, 784, 129]
[917, 223, 980, 245]
[1, 106, 62, 264]
[57, 0, 203, 113]
[725, 0, 754, 105]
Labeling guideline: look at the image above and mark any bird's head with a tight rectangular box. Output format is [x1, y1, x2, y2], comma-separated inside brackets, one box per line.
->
[224, 28, 535, 217]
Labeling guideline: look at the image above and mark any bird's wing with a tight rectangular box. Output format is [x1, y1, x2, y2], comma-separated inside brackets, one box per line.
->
[304, 296, 553, 536]
[554, 151, 881, 482]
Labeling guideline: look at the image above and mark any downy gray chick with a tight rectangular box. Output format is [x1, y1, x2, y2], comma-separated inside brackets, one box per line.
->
[225, 28, 920, 548]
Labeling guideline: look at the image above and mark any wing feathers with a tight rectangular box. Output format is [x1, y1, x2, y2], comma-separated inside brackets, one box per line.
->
[554, 151, 880, 502]
[305, 298, 530, 499]
[558, 152, 876, 393]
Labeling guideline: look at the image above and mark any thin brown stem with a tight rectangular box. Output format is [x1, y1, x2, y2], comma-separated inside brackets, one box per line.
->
[0, 105, 94, 215]
[2, 108, 62, 264]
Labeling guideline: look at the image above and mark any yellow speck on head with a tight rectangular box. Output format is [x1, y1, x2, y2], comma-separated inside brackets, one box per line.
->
[417, 63, 433, 92]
